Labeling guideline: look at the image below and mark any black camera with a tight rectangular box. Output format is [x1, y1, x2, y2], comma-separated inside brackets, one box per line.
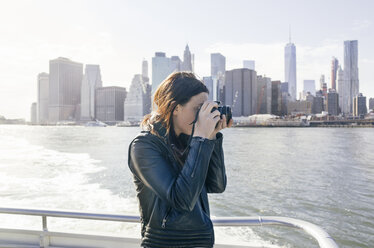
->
[191, 101, 232, 126]
[211, 101, 232, 125]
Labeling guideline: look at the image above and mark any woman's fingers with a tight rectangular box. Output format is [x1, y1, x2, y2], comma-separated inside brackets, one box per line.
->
[228, 118, 234, 128]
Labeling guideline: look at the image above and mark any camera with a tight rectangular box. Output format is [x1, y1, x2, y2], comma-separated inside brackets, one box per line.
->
[191, 101, 232, 126]
[211, 101, 232, 125]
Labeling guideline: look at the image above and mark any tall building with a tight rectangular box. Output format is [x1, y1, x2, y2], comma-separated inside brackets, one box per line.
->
[81, 65, 102, 121]
[243, 60, 255, 70]
[210, 53, 226, 101]
[225, 69, 257, 117]
[181, 44, 192, 71]
[257, 75, 272, 114]
[331, 57, 339, 90]
[353, 93, 367, 117]
[303, 80, 316, 98]
[369, 98, 374, 111]
[211, 53, 226, 78]
[320, 74, 327, 97]
[48, 57, 83, 123]
[142, 59, 148, 79]
[95, 86, 127, 124]
[37, 72, 49, 124]
[124, 74, 151, 122]
[203, 77, 214, 101]
[337, 65, 349, 114]
[285, 40, 297, 101]
[280, 82, 290, 115]
[344, 40, 359, 113]
[327, 89, 339, 116]
[30, 102, 37, 124]
[152, 52, 180, 97]
[271, 81, 282, 116]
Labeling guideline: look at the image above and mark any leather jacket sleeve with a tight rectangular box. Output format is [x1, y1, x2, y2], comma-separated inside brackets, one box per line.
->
[129, 135, 215, 212]
[205, 132, 227, 193]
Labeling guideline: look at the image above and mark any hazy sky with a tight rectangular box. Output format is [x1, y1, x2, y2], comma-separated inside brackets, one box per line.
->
[1, 0, 373, 120]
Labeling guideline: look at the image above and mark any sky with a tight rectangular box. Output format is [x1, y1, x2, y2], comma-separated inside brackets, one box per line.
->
[0, 0, 373, 120]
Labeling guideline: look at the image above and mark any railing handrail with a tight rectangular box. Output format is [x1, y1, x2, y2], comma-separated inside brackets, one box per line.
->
[0, 207, 338, 248]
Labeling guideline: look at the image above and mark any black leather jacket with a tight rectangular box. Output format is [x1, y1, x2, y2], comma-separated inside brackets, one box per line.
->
[128, 122, 227, 248]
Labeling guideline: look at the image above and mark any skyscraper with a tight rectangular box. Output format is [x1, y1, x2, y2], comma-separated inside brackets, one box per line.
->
[81, 64, 102, 121]
[320, 75, 327, 97]
[344, 40, 359, 113]
[48, 57, 83, 123]
[210, 53, 226, 78]
[210, 53, 226, 101]
[369, 98, 374, 111]
[96, 86, 127, 124]
[37, 72, 49, 124]
[285, 40, 297, 101]
[181, 44, 192, 71]
[203, 77, 214, 101]
[257, 75, 272, 114]
[152, 52, 180, 97]
[30, 102, 37, 124]
[327, 89, 339, 116]
[225, 69, 257, 117]
[331, 57, 339, 90]
[337, 66, 349, 113]
[271, 81, 282, 116]
[124, 74, 151, 122]
[142, 59, 148, 79]
[353, 93, 367, 117]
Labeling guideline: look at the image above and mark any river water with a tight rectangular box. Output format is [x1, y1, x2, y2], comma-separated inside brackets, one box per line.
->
[0, 125, 373, 247]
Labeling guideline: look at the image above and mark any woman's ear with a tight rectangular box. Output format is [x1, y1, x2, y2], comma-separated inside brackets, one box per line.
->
[172, 101, 179, 116]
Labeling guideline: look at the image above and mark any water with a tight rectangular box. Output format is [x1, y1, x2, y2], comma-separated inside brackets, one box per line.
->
[0, 125, 373, 247]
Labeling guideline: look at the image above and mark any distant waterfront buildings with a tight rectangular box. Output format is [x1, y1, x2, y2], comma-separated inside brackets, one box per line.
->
[225, 68, 257, 117]
[124, 74, 151, 122]
[331, 57, 339, 90]
[285, 40, 297, 101]
[30, 102, 37, 124]
[211, 53, 226, 77]
[327, 89, 339, 116]
[353, 93, 367, 117]
[48, 57, 83, 123]
[271, 81, 282, 116]
[37, 72, 49, 124]
[95, 86, 127, 124]
[344, 40, 359, 114]
[152, 52, 179, 97]
[369, 98, 374, 111]
[203, 77, 214, 101]
[337, 65, 349, 114]
[257, 75, 272, 114]
[181, 44, 193, 71]
[80, 65, 102, 121]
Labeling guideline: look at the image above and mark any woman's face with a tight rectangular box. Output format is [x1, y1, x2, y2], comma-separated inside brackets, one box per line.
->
[172, 92, 208, 137]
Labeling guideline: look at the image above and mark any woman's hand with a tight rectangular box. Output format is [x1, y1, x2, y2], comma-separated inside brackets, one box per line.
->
[193, 101, 221, 139]
[208, 114, 234, 140]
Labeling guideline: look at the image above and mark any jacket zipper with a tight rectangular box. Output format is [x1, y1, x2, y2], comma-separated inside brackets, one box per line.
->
[191, 140, 203, 178]
[161, 207, 172, 228]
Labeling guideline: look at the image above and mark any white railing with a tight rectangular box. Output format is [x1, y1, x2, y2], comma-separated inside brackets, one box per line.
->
[0, 207, 339, 248]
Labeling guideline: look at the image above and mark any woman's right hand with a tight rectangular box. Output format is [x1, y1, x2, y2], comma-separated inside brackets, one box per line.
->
[193, 100, 221, 139]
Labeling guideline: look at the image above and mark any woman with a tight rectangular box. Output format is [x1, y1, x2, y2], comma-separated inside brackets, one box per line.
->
[128, 71, 233, 248]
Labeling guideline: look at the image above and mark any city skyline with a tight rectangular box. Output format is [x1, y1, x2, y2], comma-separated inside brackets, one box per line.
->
[1, 0, 374, 119]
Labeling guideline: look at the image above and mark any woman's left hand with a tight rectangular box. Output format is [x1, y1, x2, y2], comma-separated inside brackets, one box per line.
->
[208, 114, 234, 140]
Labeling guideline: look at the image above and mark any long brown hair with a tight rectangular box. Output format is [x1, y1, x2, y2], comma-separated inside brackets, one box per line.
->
[141, 71, 209, 137]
